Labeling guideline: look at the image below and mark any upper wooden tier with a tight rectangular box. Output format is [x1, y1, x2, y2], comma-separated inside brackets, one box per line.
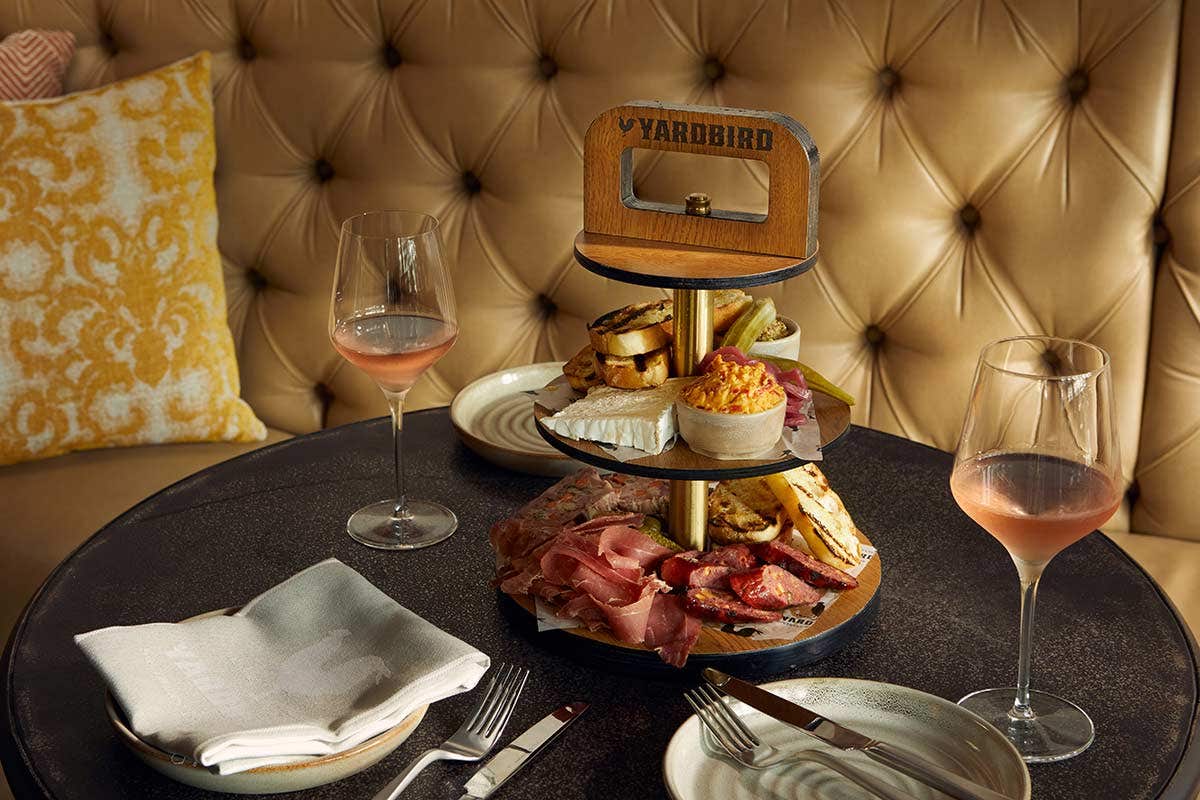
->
[574, 230, 818, 289]
[534, 389, 851, 480]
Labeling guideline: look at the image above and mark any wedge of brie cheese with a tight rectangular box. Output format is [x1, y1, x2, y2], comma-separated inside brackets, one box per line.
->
[540, 378, 689, 455]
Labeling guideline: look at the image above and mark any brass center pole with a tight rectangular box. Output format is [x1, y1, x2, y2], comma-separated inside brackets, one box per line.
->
[668, 283, 714, 551]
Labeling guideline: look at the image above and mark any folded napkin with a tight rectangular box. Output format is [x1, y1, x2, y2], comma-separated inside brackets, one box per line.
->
[76, 559, 490, 774]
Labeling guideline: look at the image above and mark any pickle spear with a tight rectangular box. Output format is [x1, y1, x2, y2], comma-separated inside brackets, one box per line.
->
[760, 355, 856, 406]
[720, 297, 776, 351]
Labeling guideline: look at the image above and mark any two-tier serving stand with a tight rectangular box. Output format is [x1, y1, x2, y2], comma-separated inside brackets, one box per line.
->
[528, 102, 879, 673]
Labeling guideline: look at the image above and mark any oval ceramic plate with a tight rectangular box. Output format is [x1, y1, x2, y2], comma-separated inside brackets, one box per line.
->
[663, 678, 1030, 800]
[104, 608, 427, 794]
[451, 361, 582, 477]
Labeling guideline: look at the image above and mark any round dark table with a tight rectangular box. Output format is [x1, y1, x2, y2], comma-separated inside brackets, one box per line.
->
[3, 410, 1198, 800]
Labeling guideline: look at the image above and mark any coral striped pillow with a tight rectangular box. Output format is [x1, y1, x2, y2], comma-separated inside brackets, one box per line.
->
[0, 30, 75, 101]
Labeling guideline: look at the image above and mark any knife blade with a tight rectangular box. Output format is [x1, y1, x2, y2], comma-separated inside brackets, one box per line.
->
[458, 702, 588, 800]
[702, 669, 1015, 800]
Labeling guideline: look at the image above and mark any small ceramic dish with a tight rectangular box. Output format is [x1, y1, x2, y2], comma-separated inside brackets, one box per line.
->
[106, 693, 425, 795]
[675, 397, 786, 460]
[748, 315, 801, 361]
[450, 362, 582, 477]
[103, 607, 428, 794]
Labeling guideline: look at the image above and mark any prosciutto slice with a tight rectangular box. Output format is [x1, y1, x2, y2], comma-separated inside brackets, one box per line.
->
[489, 468, 617, 561]
[644, 594, 702, 668]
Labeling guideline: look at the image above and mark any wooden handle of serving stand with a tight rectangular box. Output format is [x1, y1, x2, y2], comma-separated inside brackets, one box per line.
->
[582, 102, 818, 258]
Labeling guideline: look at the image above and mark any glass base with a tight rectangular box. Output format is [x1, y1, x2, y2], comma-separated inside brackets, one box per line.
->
[346, 499, 457, 550]
[959, 688, 1094, 763]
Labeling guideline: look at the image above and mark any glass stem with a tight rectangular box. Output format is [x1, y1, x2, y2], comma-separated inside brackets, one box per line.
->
[1011, 562, 1043, 721]
[385, 390, 410, 520]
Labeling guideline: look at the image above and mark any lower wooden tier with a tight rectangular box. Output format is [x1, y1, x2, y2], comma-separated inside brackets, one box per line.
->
[503, 530, 880, 675]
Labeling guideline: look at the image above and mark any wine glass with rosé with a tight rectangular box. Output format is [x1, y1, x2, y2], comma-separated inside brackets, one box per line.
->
[329, 211, 459, 550]
[951, 336, 1121, 763]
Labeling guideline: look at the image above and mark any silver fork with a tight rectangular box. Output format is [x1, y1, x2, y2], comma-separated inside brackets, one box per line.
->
[685, 685, 920, 800]
[372, 663, 529, 800]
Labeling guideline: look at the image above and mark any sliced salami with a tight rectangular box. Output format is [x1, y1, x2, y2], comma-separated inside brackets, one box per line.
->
[729, 565, 821, 610]
[699, 543, 758, 571]
[660, 551, 703, 588]
[685, 588, 782, 623]
[687, 564, 733, 589]
[753, 539, 859, 591]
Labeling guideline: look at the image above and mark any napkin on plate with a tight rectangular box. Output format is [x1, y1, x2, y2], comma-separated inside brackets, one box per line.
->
[75, 558, 490, 775]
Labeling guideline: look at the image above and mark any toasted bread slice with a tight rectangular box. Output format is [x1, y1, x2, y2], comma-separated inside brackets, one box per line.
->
[659, 289, 752, 337]
[765, 464, 862, 571]
[594, 347, 670, 389]
[713, 289, 754, 332]
[563, 345, 602, 392]
[589, 301, 673, 356]
[707, 477, 788, 544]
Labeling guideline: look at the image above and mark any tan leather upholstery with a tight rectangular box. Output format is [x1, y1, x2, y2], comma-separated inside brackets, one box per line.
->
[0, 3, 1197, 796]
[0, 429, 290, 638]
[2, 0, 1181, 534]
[1135, 0, 1200, 540]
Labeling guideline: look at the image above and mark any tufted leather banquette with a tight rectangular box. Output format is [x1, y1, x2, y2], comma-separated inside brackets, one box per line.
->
[2, 1, 1199, 644]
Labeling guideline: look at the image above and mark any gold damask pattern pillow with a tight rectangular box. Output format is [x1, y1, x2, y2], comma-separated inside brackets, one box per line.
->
[0, 52, 265, 465]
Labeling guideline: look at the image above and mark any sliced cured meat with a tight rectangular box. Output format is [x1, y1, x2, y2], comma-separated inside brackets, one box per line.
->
[753, 539, 859, 590]
[490, 468, 617, 561]
[596, 525, 674, 571]
[687, 564, 733, 589]
[700, 543, 758, 571]
[558, 593, 607, 631]
[596, 581, 661, 643]
[685, 588, 782, 624]
[571, 513, 643, 534]
[601, 473, 671, 517]
[729, 565, 821, 610]
[660, 551, 703, 588]
[644, 594, 702, 668]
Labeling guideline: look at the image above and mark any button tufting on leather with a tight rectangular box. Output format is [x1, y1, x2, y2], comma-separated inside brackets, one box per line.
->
[238, 38, 256, 61]
[1127, 479, 1140, 507]
[703, 57, 725, 82]
[958, 203, 981, 233]
[246, 267, 268, 289]
[100, 31, 118, 56]
[865, 325, 885, 346]
[537, 294, 557, 318]
[383, 42, 402, 69]
[313, 159, 335, 183]
[879, 66, 900, 94]
[1066, 69, 1089, 102]
[462, 170, 482, 194]
[538, 55, 558, 79]
[1153, 217, 1171, 247]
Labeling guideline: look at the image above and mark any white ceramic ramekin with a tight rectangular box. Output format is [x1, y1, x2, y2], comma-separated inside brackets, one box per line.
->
[675, 397, 786, 459]
[748, 315, 801, 361]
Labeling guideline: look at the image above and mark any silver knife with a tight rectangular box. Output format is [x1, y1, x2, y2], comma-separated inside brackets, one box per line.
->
[703, 669, 1015, 800]
[457, 702, 588, 800]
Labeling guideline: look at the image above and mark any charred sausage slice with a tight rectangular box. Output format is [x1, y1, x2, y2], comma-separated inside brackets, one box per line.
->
[685, 588, 782, 623]
[753, 539, 858, 590]
[729, 565, 821, 610]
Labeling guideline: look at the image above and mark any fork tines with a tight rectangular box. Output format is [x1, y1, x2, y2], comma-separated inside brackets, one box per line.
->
[471, 663, 530, 739]
[684, 684, 761, 757]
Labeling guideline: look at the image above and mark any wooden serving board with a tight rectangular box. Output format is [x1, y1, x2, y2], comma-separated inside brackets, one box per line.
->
[505, 529, 880, 675]
[533, 389, 851, 480]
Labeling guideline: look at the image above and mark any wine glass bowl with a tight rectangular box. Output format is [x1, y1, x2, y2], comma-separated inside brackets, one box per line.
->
[329, 211, 459, 550]
[952, 336, 1120, 763]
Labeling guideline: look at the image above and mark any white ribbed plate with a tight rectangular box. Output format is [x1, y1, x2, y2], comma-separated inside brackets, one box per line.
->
[664, 678, 1030, 800]
[450, 362, 582, 477]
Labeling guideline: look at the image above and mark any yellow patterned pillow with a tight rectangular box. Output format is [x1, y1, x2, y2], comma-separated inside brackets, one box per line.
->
[0, 52, 265, 465]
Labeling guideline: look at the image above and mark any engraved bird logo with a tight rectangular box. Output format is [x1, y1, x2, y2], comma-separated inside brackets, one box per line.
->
[618, 116, 636, 133]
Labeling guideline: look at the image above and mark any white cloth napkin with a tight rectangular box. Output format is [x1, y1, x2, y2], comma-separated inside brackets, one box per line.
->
[75, 558, 490, 774]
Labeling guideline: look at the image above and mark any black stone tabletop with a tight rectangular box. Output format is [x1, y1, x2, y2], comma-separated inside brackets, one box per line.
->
[2, 410, 1198, 800]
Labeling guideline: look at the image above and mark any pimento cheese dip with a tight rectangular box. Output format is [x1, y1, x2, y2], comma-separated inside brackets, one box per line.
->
[680, 356, 785, 413]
